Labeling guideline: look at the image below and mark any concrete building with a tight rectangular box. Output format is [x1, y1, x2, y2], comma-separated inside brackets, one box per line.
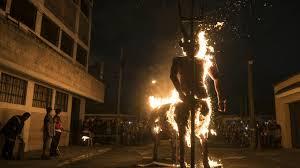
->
[0, 0, 104, 151]
[274, 73, 300, 148]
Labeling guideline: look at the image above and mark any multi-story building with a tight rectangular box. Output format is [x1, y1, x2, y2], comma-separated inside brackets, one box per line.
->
[274, 73, 300, 148]
[0, 0, 104, 151]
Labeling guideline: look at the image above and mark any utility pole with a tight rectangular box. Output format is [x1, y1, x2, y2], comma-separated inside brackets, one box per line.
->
[116, 47, 123, 144]
[246, 0, 259, 150]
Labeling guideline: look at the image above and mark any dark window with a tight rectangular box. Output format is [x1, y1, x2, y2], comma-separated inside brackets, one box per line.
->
[44, 0, 76, 32]
[55, 91, 68, 112]
[41, 15, 59, 46]
[0, 0, 6, 10]
[76, 45, 87, 66]
[78, 13, 89, 45]
[80, 0, 89, 18]
[10, 0, 37, 30]
[60, 31, 74, 56]
[0, 73, 27, 105]
[32, 84, 52, 108]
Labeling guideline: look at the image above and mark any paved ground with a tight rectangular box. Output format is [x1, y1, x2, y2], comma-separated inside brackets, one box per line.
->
[1, 142, 300, 168]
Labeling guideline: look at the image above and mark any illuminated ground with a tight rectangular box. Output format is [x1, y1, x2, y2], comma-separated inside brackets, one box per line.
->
[1, 141, 300, 168]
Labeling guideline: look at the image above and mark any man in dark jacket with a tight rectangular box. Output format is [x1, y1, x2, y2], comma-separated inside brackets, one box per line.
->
[0, 112, 31, 160]
[41, 107, 54, 159]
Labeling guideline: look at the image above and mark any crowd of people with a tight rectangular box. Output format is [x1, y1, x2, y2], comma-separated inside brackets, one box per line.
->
[81, 118, 152, 146]
[0, 107, 64, 160]
[217, 119, 282, 148]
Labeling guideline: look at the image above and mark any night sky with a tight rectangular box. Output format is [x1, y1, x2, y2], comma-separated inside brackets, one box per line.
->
[90, 0, 299, 117]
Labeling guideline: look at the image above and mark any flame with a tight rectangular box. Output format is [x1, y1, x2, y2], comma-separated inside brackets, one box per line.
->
[214, 22, 224, 30]
[148, 90, 181, 110]
[209, 158, 222, 167]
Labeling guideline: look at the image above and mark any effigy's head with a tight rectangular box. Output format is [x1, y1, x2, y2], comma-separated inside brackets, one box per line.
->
[179, 34, 199, 57]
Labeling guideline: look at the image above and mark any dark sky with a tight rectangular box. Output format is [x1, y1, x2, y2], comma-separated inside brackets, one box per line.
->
[90, 0, 299, 116]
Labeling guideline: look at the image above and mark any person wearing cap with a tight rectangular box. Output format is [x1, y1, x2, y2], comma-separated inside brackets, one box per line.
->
[0, 112, 30, 160]
[50, 108, 62, 157]
[41, 107, 54, 159]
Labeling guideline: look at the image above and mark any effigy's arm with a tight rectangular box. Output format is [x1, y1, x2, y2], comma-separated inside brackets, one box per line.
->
[170, 58, 185, 101]
[208, 63, 226, 112]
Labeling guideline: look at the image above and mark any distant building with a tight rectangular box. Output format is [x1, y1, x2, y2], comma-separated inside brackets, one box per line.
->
[274, 73, 300, 148]
[0, 0, 104, 151]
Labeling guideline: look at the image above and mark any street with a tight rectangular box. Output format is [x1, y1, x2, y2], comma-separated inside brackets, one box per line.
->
[68, 141, 300, 168]
[2, 140, 298, 168]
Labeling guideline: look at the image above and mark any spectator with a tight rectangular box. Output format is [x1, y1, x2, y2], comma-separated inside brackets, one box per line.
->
[41, 107, 54, 159]
[50, 109, 63, 157]
[0, 112, 31, 160]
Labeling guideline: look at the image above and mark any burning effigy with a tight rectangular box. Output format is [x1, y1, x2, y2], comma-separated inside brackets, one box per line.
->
[148, 30, 224, 168]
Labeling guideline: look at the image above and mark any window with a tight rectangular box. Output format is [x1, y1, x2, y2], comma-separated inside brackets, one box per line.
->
[44, 0, 76, 32]
[0, 73, 27, 105]
[55, 91, 68, 112]
[79, 13, 89, 45]
[76, 44, 87, 66]
[0, 0, 6, 11]
[10, 0, 37, 30]
[41, 15, 59, 46]
[80, 0, 90, 18]
[32, 84, 52, 108]
[60, 31, 74, 57]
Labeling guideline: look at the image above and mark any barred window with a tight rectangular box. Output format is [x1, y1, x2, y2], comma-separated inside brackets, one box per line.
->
[32, 84, 52, 108]
[0, 0, 6, 10]
[55, 91, 68, 112]
[10, 0, 37, 30]
[60, 31, 74, 57]
[41, 15, 59, 46]
[0, 73, 27, 105]
[76, 44, 87, 67]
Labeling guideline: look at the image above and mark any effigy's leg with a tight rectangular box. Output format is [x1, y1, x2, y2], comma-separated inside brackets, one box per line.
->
[175, 102, 189, 168]
[153, 132, 160, 161]
[170, 132, 177, 164]
[202, 138, 210, 168]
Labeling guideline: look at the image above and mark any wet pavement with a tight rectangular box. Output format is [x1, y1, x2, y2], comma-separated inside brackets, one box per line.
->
[1, 142, 300, 168]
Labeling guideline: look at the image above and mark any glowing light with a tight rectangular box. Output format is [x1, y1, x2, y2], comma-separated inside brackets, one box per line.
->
[82, 136, 90, 142]
[153, 125, 162, 134]
[209, 158, 222, 167]
[214, 22, 224, 30]
[148, 90, 181, 110]
[210, 129, 217, 136]
[151, 80, 157, 84]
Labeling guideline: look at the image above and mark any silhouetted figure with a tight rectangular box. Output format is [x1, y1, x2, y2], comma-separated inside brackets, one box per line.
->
[41, 107, 54, 159]
[170, 34, 225, 168]
[0, 112, 30, 160]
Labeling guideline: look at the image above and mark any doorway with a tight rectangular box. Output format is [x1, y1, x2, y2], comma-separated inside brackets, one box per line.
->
[70, 97, 81, 145]
[290, 101, 300, 148]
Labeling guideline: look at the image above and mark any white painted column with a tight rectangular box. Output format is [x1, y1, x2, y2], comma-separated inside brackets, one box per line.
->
[5, 0, 12, 14]
[23, 80, 34, 152]
[65, 94, 73, 146]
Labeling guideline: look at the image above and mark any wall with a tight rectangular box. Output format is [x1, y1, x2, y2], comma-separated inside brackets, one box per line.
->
[274, 74, 300, 148]
[0, 16, 104, 103]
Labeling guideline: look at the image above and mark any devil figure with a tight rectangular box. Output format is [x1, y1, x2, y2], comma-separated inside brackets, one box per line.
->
[170, 33, 226, 168]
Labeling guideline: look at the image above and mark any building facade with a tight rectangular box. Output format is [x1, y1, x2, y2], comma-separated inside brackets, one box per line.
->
[0, 0, 104, 151]
[274, 73, 300, 148]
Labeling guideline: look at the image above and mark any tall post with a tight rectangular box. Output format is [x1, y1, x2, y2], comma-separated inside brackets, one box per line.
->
[248, 58, 256, 149]
[190, 0, 196, 167]
[116, 47, 123, 144]
[247, 0, 259, 150]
